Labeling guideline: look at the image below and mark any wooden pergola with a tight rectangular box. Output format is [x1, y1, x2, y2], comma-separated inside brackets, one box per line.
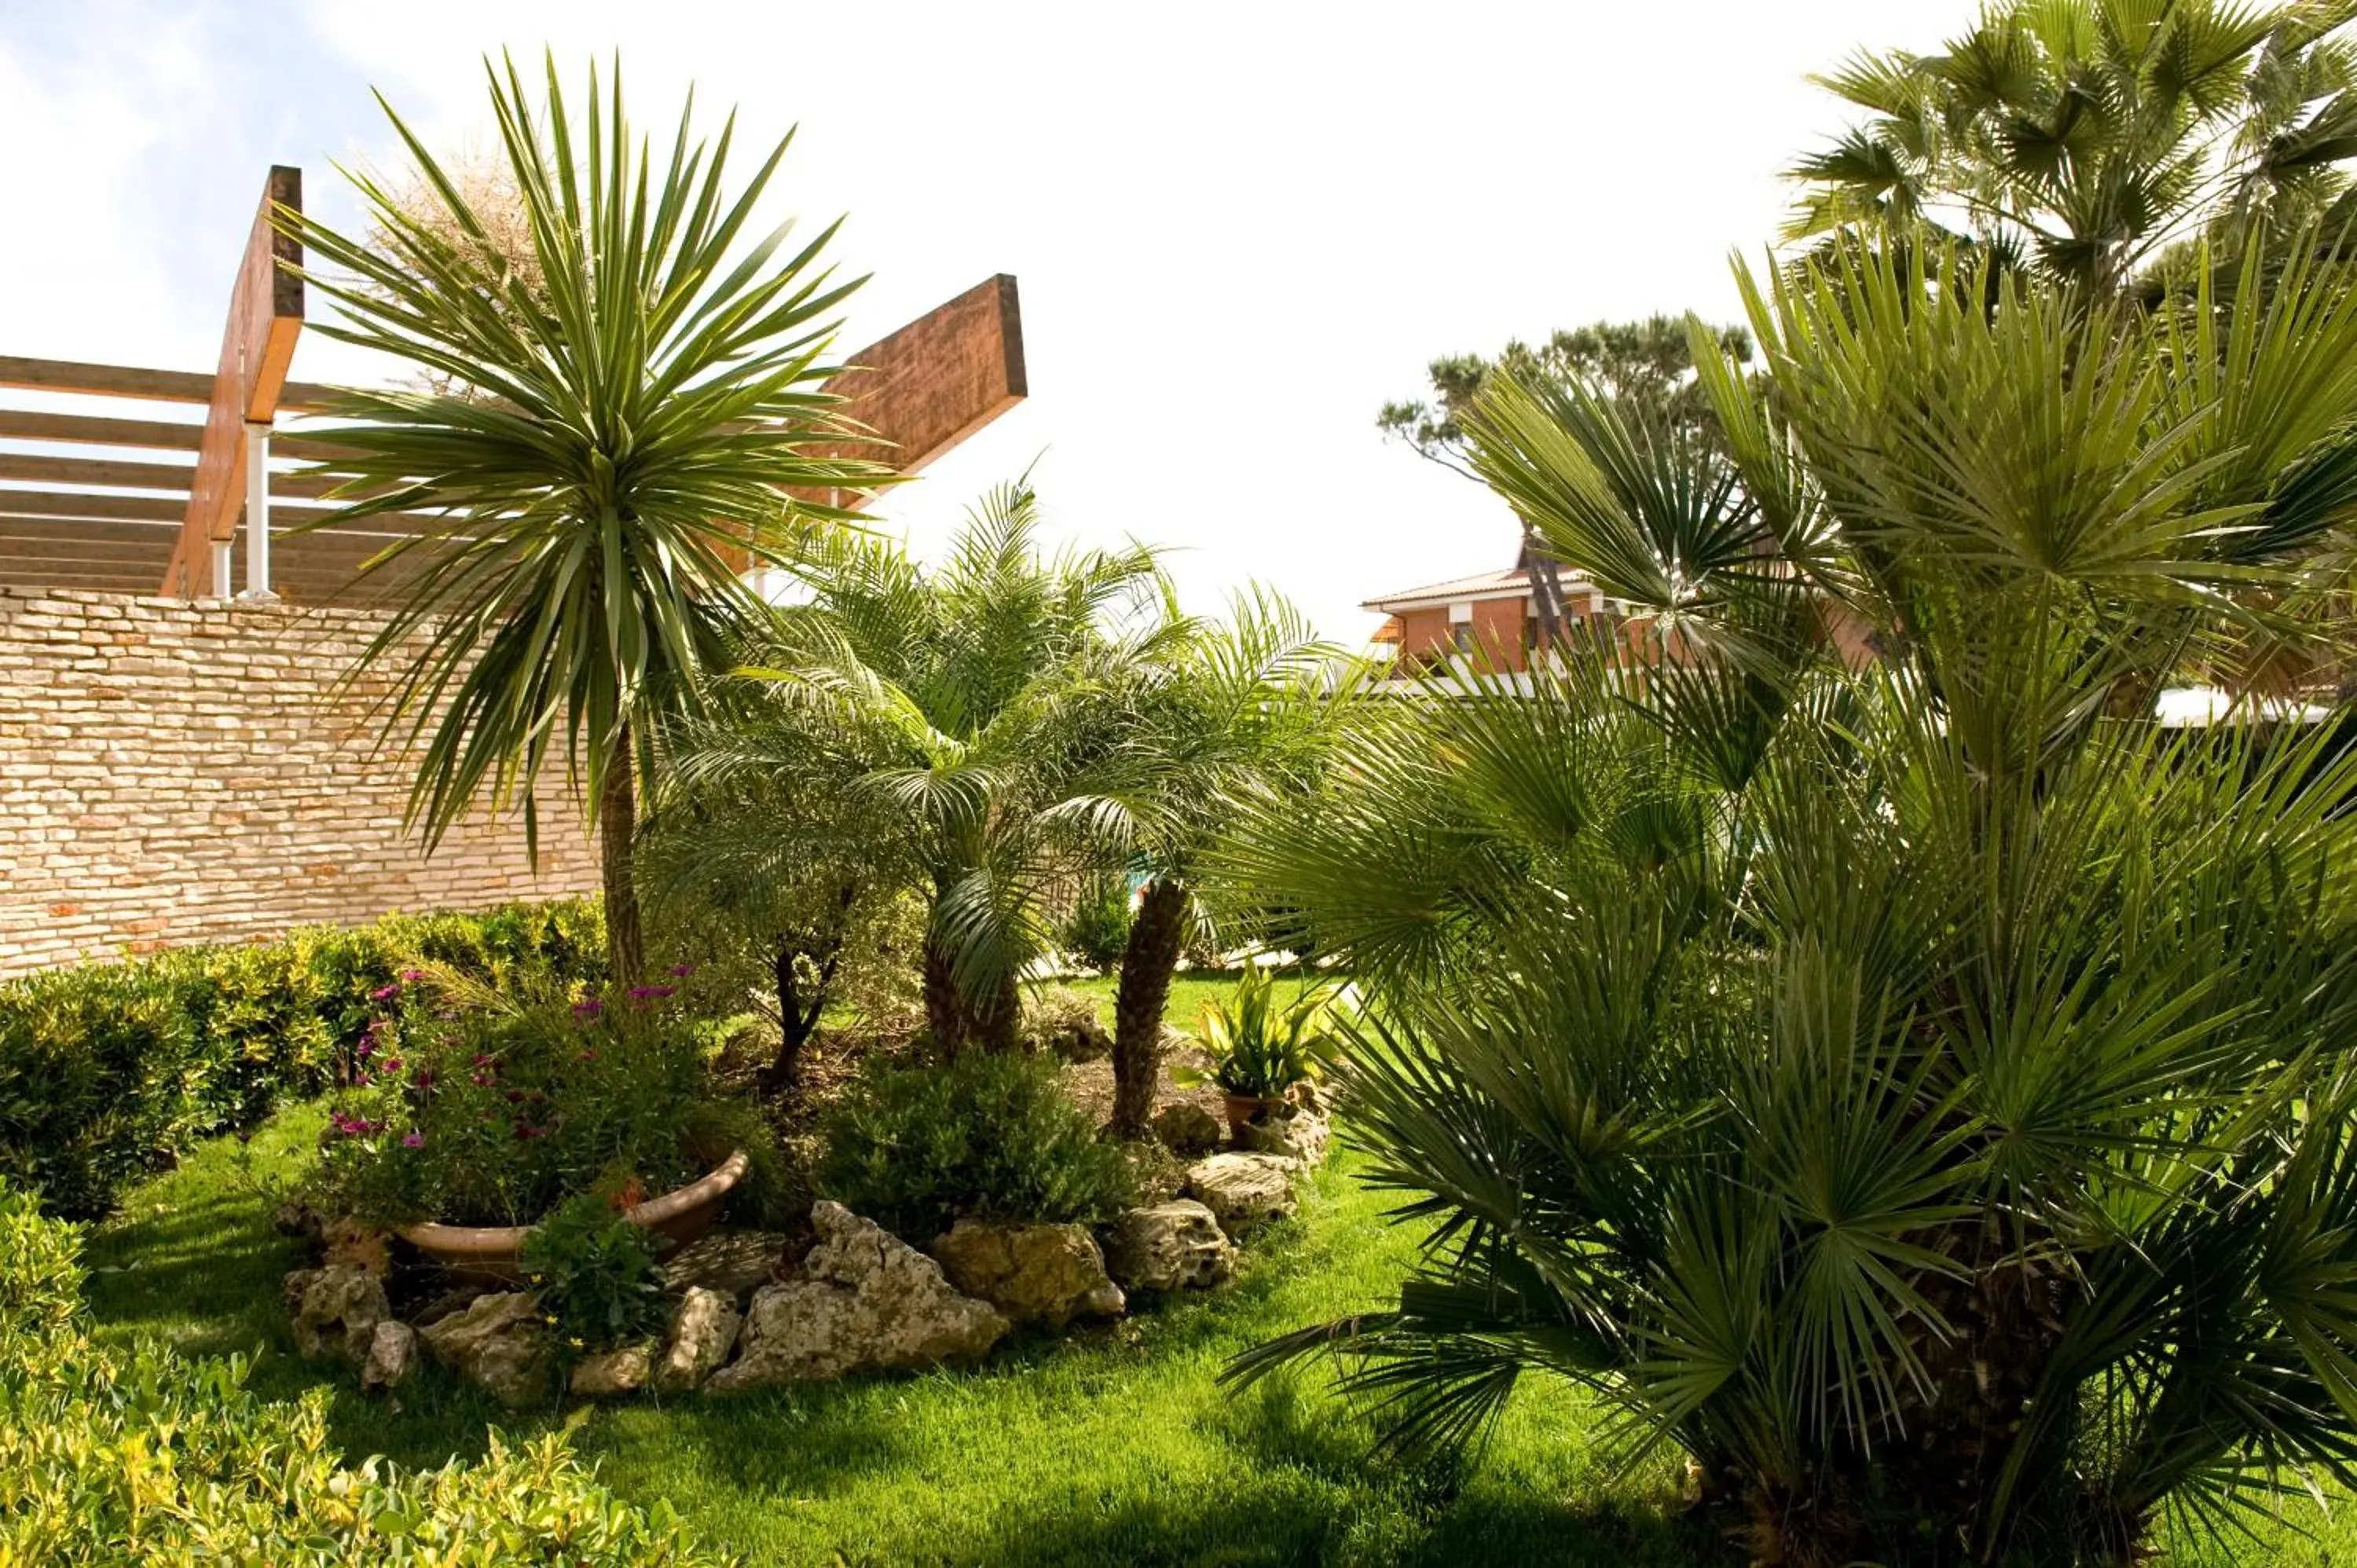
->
[0, 168, 1027, 605]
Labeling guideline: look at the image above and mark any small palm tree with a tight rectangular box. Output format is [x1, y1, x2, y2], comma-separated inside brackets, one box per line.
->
[1788, 0, 2357, 295]
[681, 482, 1176, 1053]
[288, 54, 882, 982]
[1224, 230, 2357, 1563]
[1102, 592, 1347, 1139]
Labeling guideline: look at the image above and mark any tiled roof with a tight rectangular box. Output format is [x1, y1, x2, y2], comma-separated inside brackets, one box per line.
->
[1358, 566, 1532, 612]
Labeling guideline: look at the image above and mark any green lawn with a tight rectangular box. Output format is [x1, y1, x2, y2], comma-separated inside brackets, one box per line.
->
[71, 976, 2357, 1566]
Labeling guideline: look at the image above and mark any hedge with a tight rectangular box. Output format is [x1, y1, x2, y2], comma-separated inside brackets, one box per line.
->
[0, 902, 604, 1218]
[0, 1178, 728, 1565]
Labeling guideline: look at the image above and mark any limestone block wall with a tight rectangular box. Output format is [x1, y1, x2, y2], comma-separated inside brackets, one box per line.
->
[0, 588, 601, 978]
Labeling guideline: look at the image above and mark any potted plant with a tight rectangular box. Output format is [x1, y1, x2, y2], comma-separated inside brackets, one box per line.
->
[1176, 965, 1343, 1138]
[304, 967, 768, 1280]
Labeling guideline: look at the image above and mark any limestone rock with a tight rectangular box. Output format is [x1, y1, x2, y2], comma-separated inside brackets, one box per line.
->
[570, 1341, 654, 1398]
[706, 1201, 1007, 1390]
[660, 1229, 786, 1303]
[360, 1320, 416, 1394]
[418, 1290, 554, 1408]
[1149, 1101, 1223, 1159]
[1026, 987, 1112, 1062]
[1286, 1078, 1330, 1116]
[1182, 1152, 1299, 1233]
[1240, 1108, 1331, 1167]
[654, 1286, 742, 1392]
[929, 1218, 1125, 1330]
[1103, 1200, 1237, 1293]
[289, 1264, 390, 1364]
[320, 1216, 391, 1278]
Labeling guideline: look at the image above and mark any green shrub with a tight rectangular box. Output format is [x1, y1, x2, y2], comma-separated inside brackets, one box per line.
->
[305, 972, 751, 1229]
[522, 1192, 669, 1353]
[0, 901, 603, 1218]
[1060, 879, 1134, 973]
[0, 1178, 727, 1565]
[818, 1050, 1134, 1242]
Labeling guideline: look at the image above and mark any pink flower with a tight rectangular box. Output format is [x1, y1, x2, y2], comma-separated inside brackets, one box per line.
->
[669, 962, 695, 978]
[627, 984, 675, 1004]
[401, 1131, 424, 1149]
[571, 998, 603, 1018]
[399, 968, 427, 982]
[381, 1057, 403, 1074]
[370, 984, 399, 1002]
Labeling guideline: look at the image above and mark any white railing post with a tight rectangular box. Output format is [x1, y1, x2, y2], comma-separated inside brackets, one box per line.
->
[239, 422, 277, 602]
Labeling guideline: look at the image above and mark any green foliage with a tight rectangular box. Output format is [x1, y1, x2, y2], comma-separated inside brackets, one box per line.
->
[683, 479, 1180, 1050]
[1787, 0, 2357, 294]
[1227, 232, 2357, 1563]
[1175, 965, 1343, 1099]
[0, 902, 603, 1218]
[283, 53, 886, 914]
[0, 1178, 724, 1565]
[817, 1050, 1134, 1241]
[521, 1192, 669, 1352]
[306, 969, 760, 1228]
[1060, 877, 1135, 973]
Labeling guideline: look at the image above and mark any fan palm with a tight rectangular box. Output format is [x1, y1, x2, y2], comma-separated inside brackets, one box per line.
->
[1222, 230, 2357, 1565]
[678, 481, 1178, 1053]
[284, 54, 884, 983]
[1788, 0, 2357, 296]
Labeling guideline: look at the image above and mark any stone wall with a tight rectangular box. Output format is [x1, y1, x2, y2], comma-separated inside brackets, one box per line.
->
[0, 588, 601, 979]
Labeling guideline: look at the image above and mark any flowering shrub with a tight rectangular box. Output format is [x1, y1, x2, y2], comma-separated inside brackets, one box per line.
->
[306, 972, 763, 1228]
[0, 901, 604, 1218]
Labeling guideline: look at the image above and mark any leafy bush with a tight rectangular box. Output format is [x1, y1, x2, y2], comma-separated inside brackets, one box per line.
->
[1060, 878, 1134, 973]
[818, 1050, 1133, 1241]
[0, 1179, 727, 1565]
[521, 1192, 668, 1352]
[0, 902, 603, 1218]
[1022, 985, 1111, 1061]
[1175, 965, 1341, 1099]
[306, 972, 759, 1229]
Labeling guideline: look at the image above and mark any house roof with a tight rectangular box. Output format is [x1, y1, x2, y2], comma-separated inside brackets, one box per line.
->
[1359, 566, 1534, 613]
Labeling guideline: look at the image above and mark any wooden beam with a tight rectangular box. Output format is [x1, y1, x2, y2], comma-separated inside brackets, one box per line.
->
[0, 453, 195, 491]
[0, 356, 335, 412]
[164, 166, 306, 596]
[0, 410, 204, 450]
[819, 273, 1027, 478]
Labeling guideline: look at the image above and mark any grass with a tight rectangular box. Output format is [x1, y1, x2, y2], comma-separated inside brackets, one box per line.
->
[71, 969, 2357, 1566]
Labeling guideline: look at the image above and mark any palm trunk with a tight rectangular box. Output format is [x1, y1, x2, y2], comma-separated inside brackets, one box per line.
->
[973, 966, 1024, 1054]
[1112, 877, 1188, 1140]
[922, 934, 970, 1058]
[597, 733, 644, 987]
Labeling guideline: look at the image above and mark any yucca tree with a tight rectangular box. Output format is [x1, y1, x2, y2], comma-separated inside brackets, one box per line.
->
[1222, 232, 2357, 1565]
[286, 55, 882, 983]
[1789, 0, 2357, 296]
[1100, 591, 1347, 1139]
[678, 482, 1178, 1054]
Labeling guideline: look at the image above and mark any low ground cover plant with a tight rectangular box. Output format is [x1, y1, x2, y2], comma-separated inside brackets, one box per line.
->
[0, 901, 603, 1218]
[521, 1192, 671, 1353]
[817, 1049, 1134, 1242]
[0, 1178, 724, 1564]
[306, 969, 775, 1229]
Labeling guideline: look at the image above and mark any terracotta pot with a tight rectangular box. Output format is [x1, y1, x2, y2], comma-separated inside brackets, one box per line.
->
[397, 1149, 750, 1284]
[1222, 1094, 1285, 1141]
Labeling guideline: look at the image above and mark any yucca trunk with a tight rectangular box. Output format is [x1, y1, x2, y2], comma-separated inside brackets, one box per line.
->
[1112, 877, 1189, 1139]
[597, 734, 645, 987]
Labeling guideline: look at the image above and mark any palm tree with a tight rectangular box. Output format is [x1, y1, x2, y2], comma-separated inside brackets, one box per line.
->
[1222, 230, 2357, 1564]
[1788, 0, 2357, 296]
[682, 481, 1178, 1054]
[1102, 591, 1346, 1139]
[286, 54, 883, 983]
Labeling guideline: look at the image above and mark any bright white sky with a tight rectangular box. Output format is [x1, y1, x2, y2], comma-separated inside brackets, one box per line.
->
[0, 0, 1963, 642]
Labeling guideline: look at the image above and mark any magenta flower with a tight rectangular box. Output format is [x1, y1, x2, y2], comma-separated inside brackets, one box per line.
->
[401, 1131, 424, 1149]
[571, 998, 603, 1018]
[513, 1123, 546, 1141]
[381, 1056, 403, 1074]
[399, 968, 427, 982]
[370, 984, 399, 1002]
[669, 962, 695, 978]
[628, 984, 676, 1004]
